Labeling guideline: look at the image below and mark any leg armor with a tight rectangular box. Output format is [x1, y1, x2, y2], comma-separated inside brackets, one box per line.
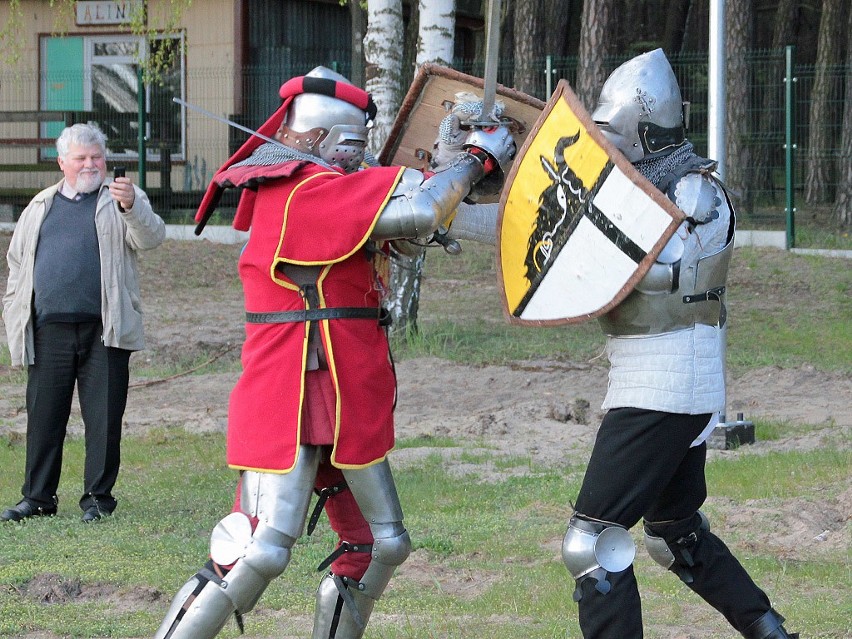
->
[312, 460, 411, 639]
[562, 513, 635, 601]
[643, 510, 710, 584]
[155, 446, 321, 639]
[644, 511, 780, 634]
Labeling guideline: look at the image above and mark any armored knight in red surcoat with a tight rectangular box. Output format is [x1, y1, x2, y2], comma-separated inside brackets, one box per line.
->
[155, 66, 516, 639]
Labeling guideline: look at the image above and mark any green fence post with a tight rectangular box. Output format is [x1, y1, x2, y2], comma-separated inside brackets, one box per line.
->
[784, 45, 796, 249]
[137, 66, 146, 191]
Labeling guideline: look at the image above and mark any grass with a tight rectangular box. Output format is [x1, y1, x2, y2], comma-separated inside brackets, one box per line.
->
[390, 243, 852, 377]
[0, 238, 850, 637]
[0, 431, 848, 638]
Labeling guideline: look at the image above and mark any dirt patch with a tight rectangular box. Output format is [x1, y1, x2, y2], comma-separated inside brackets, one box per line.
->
[17, 572, 163, 608]
[1, 233, 850, 638]
[0, 233, 849, 509]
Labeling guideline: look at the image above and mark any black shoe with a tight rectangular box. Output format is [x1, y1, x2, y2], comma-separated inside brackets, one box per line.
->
[1, 500, 57, 522]
[81, 504, 111, 523]
[744, 610, 798, 639]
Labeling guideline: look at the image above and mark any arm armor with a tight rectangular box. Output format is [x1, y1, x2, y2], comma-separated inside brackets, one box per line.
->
[445, 202, 499, 246]
[634, 221, 687, 294]
[371, 153, 485, 241]
[634, 170, 724, 295]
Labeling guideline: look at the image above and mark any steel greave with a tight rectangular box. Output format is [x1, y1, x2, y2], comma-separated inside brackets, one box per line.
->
[153, 575, 236, 639]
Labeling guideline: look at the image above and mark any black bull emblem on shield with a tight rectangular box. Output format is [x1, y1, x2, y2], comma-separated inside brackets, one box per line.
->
[525, 131, 588, 282]
[516, 131, 650, 316]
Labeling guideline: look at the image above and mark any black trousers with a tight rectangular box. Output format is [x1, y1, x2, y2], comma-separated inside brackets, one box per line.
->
[572, 408, 772, 638]
[22, 321, 130, 513]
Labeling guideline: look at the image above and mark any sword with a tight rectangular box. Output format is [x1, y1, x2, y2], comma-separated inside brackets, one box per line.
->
[172, 97, 286, 148]
[474, 0, 502, 125]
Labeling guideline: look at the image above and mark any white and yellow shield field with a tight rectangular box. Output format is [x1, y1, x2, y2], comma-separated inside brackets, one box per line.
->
[498, 80, 685, 325]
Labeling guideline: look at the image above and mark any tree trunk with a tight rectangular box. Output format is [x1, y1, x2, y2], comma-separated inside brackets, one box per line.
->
[500, 0, 516, 86]
[663, 0, 693, 54]
[805, 0, 843, 205]
[724, 0, 752, 208]
[364, 0, 405, 160]
[833, 5, 852, 227]
[349, 0, 368, 87]
[576, 0, 615, 111]
[513, 0, 544, 95]
[384, 0, 457, 336]
[543, 0, 571, 61]
[416, 0, 455, 66]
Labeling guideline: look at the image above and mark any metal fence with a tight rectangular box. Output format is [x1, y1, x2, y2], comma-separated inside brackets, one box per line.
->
[0, 48, 847, 245]
[456, 49, 848, 240]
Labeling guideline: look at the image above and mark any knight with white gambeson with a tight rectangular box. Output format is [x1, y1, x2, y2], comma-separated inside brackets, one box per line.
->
[559, 49, 798, 639]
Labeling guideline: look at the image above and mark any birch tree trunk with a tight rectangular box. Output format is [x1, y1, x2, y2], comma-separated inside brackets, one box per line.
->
[364, 0, 404, 160]
[383, 0, 456, 335]
[417, 0, 455, 66]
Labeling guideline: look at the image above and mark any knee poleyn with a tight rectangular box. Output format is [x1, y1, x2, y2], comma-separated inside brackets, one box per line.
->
[643, 511, 709, 584]
[209, 512, 296, 613]
[371, 526, 412, 567]
[562, 514, 635, 600]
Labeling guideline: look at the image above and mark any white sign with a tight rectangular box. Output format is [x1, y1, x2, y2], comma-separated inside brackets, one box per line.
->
[76, 1, 143, 26]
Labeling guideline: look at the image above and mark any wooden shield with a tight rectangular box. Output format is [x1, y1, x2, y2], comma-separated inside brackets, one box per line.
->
[497, 79, 685, 325]
[379, 63, 545, 204]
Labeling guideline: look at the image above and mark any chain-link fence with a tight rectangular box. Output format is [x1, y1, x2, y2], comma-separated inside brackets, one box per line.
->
[1, 49, 848, 246]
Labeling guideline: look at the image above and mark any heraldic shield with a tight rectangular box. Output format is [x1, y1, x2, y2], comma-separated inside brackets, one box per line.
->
[497, 79, 685, 325]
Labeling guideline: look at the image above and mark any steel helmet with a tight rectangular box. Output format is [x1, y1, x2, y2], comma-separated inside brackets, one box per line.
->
[592, 49, 686, 162]
[278, 66, 376, 173]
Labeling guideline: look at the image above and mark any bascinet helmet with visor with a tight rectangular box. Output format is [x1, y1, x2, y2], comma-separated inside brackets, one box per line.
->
[277, 66, 377, 173]
[592, 49, 687, 163]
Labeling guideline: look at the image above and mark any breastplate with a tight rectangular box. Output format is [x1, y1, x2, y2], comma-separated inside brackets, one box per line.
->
[598, 235, 733, 336]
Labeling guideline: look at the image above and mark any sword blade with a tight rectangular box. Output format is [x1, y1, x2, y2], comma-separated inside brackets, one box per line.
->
[172, 97, 284, 147]
[479, 0, 502, 122]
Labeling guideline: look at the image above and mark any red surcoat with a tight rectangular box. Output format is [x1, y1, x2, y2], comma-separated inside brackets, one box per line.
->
[226, 163, 406, 473]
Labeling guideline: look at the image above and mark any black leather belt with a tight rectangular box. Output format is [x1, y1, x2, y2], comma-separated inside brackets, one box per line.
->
[246, 307, 390, 325]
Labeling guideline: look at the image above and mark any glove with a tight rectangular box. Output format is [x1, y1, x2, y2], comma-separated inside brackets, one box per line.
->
[431, 92, 506, 169]
[463, 125, 516, 176]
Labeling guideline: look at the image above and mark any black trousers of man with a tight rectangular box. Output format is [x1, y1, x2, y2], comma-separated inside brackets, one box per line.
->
[22, 321, 130, 514]
[572, 408, 774, 638]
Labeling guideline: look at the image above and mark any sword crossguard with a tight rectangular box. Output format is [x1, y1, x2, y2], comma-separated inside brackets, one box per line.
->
[463, 116, 526, 135]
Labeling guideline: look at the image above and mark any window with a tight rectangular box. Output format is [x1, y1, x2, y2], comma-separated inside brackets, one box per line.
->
[40, 32, 185, 161]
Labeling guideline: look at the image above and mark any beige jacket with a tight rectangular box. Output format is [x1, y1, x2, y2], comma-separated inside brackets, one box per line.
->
[2, 179, 165, 366]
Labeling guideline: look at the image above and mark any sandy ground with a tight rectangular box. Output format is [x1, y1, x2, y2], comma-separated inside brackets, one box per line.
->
[1, 234, 849, 638]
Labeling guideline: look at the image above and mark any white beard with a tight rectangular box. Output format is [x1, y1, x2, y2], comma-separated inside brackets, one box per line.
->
[75, 170, 104, 194]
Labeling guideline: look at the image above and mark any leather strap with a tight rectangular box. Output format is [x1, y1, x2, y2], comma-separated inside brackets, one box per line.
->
[307, 480, 349, 536]
[246, 307, 385, 324]
[316, 541, 373, 572]
[682, 285, 726, 304]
